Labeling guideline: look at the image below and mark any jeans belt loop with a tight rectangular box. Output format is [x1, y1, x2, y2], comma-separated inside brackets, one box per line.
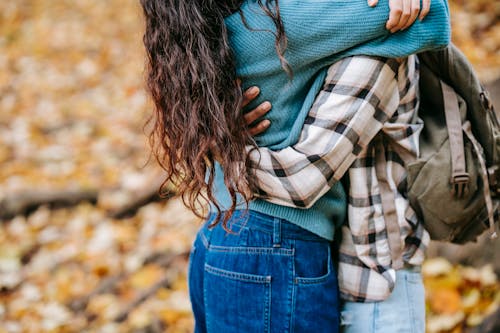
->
[273, 217, 282, 247]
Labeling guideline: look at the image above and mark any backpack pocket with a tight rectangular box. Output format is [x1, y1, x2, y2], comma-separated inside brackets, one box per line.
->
[407, 135, 486, 242]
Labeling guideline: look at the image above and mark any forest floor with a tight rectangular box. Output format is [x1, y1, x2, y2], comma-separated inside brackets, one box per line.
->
[0, 1, 499, 332]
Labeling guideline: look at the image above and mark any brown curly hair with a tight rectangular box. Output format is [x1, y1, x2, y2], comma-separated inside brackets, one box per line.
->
[140, 0, 287, 227]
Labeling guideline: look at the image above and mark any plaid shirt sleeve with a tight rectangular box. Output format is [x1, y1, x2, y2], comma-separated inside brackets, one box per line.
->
[247, 56, 402, 208]
[248, 55, 429, 302]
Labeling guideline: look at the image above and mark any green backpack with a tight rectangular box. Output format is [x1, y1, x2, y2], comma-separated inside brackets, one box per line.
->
[380, 44, 500, 269]
[406, 43, 500, 244]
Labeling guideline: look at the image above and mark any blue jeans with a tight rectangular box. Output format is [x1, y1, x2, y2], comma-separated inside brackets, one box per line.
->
[340, 269, 426, 333]
[188, 210, 340, 333]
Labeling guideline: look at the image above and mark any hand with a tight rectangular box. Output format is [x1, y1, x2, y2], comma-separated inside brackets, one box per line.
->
[242, 86, 272, 136]
[368, 0, 431, 33]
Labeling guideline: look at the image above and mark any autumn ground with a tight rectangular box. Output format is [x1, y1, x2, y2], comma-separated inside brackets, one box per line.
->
[0, 1, 499, 332]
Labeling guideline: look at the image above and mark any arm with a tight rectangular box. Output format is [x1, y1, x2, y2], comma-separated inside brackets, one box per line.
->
[246, 56, 402, 208]
[278, 0, 448, 65]
[229, 0, 449, 73]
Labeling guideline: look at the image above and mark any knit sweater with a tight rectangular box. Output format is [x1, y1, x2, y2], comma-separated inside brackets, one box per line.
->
[212, 0, 451, 240]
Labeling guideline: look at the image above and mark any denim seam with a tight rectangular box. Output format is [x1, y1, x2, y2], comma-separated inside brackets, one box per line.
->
[265, 280, 271, 333]
[289, 239, 296, 333]
[228, 213, 326, 242]
[187, 245, 196, 283]
[203, 272, 210, 333]
[294, 246, 332, 285]
[208, 245, 294, 256]
[205, 263, 272, 283]
[200, 231, 209, 248]
[294, 273, 332, 284]
[405, 272, 416, 333]
[373, 301, 378, 333]
[273, 216, 281, 247]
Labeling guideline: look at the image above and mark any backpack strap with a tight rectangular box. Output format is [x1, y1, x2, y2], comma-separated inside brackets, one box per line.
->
[374, 134, 404, 269]
[442, 82, 470, 198]
[463, 122, 498, 239]
[442, 82, 498, 239]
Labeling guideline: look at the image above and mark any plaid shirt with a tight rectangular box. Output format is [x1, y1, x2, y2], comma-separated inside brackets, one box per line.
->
[248, 55, 429, 302]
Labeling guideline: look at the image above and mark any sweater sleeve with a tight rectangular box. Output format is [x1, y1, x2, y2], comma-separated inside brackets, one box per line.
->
[226, 0, 449, 151]
[230, 0, 450, 71]
[247, 56, 402, 208]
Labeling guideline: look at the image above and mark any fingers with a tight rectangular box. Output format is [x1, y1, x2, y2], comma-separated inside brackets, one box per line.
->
[248, 119, 271, 136]
[387, 0, 421, 33]
[242, 85, 271, 136]
[242, 86, 260, 108]
[397, 0, 412, 31]
[386, 0, 403, 32]
[367, 0, 430, 32]
[420, 0, 431, 21]
[403, 0, 421, 30]
[244, 101, 271, 136]
[244, 101, 271, 125]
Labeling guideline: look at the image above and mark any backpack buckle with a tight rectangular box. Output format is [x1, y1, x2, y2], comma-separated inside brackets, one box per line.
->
[480, 91, 493, 110]
[488, 165, 500, 196]
[451, 173, 470, 198]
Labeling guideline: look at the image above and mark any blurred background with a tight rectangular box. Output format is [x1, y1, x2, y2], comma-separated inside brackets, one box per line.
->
[0, 1, 499, 332]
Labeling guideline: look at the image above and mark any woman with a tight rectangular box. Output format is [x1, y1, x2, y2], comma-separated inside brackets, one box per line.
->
[139, 0, 450, 332]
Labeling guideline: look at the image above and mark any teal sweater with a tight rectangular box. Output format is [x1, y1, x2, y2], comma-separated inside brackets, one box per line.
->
[213, 0, 451, 240]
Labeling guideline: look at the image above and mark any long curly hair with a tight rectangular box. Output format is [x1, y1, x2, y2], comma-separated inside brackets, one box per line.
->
[140, 0, 287, 227]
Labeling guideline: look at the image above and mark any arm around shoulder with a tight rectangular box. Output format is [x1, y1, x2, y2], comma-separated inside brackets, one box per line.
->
[248, 56, 403, 209]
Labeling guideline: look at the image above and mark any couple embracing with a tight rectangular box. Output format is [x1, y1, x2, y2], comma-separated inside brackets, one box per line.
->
[140, 1, 450, 332]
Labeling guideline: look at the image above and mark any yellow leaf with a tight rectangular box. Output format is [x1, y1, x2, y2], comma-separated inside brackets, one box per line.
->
[422, 258, 453, 277]
[129, 264, 164, 289]
[466, 312, 484, 327]
[429, 289, 462, 314]
[427, 312, 465, 333]
[462, 289, 481, 311]
[158, 309, 191, 325]
[86, 294, 121, 321]
[129, 308, 152, 329]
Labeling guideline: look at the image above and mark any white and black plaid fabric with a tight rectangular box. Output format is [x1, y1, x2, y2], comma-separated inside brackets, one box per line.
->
[248, 55, 429, 302]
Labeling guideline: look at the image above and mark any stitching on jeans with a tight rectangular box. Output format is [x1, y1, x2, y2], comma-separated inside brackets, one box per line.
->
[200, 231, 209, 248]
[289, 239, 296, 333]
[294, 273, 331, 285]
[273, 217, 281, 247]
[203, 272, 210, 333]
[208, 245, 294, 255]
[405, 272, 416, 333]
[204, 263, 272, 283]
[294, 246, 332, 285]
[229, 213, 325, 242]
[265, 279, 271, 333]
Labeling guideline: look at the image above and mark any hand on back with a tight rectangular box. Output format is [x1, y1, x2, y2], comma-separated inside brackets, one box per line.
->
[242, 86, 272, 136]
[243, 1, 432, 135]
[368, 0, 431, 33]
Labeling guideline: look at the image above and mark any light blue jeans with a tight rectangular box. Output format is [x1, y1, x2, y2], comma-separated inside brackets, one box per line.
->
[340, 268, 425, 333]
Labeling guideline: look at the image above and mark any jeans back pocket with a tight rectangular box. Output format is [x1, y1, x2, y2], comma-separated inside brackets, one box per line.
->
[292, 242, 340, 332]
[204, 263, 271, 333]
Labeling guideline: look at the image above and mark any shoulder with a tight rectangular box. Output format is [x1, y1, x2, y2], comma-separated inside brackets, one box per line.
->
[325, 55, 417, 85]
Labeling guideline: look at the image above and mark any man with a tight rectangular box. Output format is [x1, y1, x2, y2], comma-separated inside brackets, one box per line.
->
[244, 54, 428, 333]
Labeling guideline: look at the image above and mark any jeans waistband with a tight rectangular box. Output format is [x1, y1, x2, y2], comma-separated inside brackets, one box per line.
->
[206, 210, 329, 243]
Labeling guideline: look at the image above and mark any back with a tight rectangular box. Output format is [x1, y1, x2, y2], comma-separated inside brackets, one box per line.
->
[224, 0, 451, 149]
